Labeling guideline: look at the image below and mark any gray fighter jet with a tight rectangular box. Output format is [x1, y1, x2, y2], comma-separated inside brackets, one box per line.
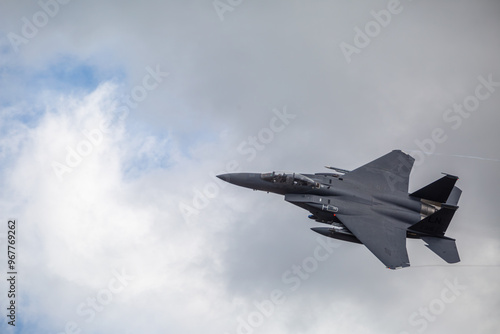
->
[217, 150, 461, 269]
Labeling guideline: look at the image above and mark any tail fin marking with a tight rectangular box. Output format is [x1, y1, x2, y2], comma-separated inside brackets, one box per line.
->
[409, 204, 458, 237]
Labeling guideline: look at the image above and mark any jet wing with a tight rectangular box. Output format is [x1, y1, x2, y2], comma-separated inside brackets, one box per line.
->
[342, 150, 414, 193]
[337, 213, 410, 269]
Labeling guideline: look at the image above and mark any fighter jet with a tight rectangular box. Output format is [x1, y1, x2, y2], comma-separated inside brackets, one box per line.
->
[217, 150, 461, 269]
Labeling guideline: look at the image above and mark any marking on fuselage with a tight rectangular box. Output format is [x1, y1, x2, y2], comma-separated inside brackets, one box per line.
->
[322, 204, 339, 213]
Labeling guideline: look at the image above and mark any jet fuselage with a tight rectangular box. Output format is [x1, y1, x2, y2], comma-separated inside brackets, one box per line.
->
[217, 171, 424, 237]
[217, 150, 461, 269]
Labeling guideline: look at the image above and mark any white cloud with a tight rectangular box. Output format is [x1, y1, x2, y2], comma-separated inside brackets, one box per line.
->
[0, 83, 234, 332]
[1, 1, 499, 333]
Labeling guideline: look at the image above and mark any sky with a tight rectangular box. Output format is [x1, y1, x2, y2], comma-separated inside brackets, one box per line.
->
[0, 0, 499, 333]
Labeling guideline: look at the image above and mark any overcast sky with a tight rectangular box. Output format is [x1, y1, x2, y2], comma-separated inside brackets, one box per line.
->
[0, 0, 499, 333]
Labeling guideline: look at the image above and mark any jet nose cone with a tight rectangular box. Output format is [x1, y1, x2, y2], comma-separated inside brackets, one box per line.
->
[216, 173, 227, 181]
[216, 173, 248, 184]
[216, 173, 238, 183]
[216, 173, 263, 189]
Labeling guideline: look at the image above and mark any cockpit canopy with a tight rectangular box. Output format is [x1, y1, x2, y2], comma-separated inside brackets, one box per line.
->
[261, 171, 319, 188]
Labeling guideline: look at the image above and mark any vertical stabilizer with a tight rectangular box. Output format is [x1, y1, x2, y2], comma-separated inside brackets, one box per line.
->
[410, 174, 459, 204]
[409, 204, 458, 236]
[445, 186, 462, 206]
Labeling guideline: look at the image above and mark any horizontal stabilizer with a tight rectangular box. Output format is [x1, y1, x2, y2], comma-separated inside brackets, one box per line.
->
[410, 174, 459, 203]
[409, 204, 458, 237]
[421, 236, 460, 263]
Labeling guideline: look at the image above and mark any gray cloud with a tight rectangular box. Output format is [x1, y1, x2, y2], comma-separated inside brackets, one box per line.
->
[0, 0, 499, 333]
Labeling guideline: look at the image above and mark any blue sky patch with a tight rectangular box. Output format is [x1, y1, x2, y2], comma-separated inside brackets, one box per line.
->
[30, 56, 125, 93]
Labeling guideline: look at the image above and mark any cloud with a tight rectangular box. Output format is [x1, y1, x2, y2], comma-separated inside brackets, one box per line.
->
[0, 83, 226, 332]
[1, 1, 499, 333]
